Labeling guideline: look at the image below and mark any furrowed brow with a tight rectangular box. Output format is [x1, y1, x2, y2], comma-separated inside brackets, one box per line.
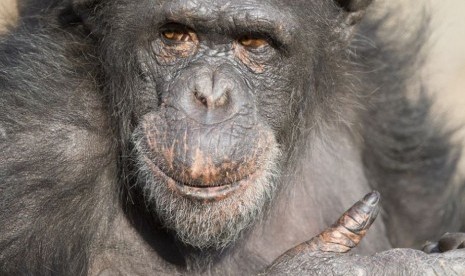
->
[161, 2, 297, 47]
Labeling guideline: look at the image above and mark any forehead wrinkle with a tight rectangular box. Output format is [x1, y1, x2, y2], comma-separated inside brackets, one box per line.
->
[160, 0, 298, 45]
[162, 0, 218, 25]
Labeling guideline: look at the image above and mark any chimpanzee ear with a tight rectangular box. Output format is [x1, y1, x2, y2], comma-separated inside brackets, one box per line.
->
[334, 0, 374, 44]
[71, 0, 100, 14]
[69, 0, 101, 30]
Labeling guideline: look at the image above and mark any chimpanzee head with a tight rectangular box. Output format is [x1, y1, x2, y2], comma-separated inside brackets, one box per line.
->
[72, 0, 372, 249]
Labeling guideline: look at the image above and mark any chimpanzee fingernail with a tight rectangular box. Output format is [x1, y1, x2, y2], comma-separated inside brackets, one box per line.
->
[363, 191, 380, 205]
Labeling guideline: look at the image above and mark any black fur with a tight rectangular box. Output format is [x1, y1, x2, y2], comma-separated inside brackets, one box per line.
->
[0, 0, 464, 275]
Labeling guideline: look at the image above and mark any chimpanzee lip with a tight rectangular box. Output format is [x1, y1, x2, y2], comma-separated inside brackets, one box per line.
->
[143, 156, 259, 201]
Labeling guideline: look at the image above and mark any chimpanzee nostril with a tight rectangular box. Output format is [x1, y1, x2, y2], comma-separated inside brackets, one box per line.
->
[193, 90, 208, 107]
[192, 88, 230, 109]
[215, 90, 229, 107]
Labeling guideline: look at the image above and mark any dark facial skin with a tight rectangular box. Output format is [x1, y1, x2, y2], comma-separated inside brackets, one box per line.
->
[128, 0, 310, 250]
[0, 0, 464, 275]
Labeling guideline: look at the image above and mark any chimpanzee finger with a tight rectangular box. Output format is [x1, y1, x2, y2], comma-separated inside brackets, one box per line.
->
[437, 233, 465, 252]
[305, 191, 380, 253]
[277, 191, 380, 261]
[422, 241, 440, 253]
[423, 233, 465, 253]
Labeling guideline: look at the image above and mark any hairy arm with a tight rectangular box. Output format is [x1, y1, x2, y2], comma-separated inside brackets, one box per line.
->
[268, 248, 465, 275]
[265, 192, 465, 275]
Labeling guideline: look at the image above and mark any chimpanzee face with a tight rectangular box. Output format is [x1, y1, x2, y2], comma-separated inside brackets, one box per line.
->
[103, 0, 330, 249]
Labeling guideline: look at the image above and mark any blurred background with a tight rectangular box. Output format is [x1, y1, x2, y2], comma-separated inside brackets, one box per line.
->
[425, 0, 465, 174]
[0, 0, 16, 33]
[0, 0, 464, 171]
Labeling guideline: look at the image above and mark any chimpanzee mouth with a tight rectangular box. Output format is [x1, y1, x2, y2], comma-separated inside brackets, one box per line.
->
[143, 156, 261, 201]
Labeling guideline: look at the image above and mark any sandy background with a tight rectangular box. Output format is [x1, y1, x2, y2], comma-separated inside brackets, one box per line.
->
[0, 0, 464, 169]
[426, 1, 465, 173]
[0, 0, 16, 32]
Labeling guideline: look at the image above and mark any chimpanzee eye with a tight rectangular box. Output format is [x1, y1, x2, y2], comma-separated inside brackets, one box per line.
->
[238, 36, 269, 49]
[156, 24, 199, 63]
[160, 24, 197, 43]
[162, 30, 192, 42]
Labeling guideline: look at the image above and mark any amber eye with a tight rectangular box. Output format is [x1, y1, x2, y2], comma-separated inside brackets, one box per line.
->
[238, 36, 269, 49]
[162, 31, 189, 42]
[161, 29, 195, 43]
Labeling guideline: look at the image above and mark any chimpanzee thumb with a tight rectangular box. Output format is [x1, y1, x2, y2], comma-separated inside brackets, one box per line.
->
[276, 191, 380, 261]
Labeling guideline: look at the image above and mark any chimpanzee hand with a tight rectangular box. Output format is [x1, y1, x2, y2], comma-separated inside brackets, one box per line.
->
[423, 232, 465, 253]
[264, 192, 465, 275]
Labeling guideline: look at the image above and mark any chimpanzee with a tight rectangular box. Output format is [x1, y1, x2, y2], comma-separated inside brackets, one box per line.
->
[1, 0, 464, 274]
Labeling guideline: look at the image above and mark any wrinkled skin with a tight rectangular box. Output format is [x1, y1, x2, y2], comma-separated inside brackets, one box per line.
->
[0, 0, 465, 275]
[268, 193, 465, 275]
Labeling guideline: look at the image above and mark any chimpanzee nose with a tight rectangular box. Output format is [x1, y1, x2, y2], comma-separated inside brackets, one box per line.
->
[177, 66, 243, 124]
[192, 70, 233, 109]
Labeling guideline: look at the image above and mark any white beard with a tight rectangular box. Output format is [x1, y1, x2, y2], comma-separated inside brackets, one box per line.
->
[134, 137, 282, 250]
